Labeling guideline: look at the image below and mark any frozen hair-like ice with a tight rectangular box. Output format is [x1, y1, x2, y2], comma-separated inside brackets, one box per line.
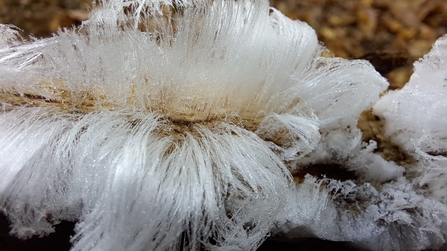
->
[1, 108, 291, 250]
[0, 0, 390, 250]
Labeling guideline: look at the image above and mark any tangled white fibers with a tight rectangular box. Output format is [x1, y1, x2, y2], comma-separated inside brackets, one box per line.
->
[2, 0, 446, 251]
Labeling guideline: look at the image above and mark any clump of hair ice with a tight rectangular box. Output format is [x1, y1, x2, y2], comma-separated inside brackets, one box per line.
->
[4, 0, 444, 250]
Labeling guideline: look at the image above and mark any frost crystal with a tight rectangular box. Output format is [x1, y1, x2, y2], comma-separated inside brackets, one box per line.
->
[274, 35, 447, 251]
[374, 35, 447, 205]
[0, 0, 421, 250]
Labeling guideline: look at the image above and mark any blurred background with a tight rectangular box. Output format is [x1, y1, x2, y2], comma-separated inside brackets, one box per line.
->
[1, 0, 447, 250]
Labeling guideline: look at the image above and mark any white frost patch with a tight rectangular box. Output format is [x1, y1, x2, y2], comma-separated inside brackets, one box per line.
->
[374, 35, 447, 203]
[280, 35, 447, 251]
[276, 176, 447, 251]
[374, 34, 447, 155]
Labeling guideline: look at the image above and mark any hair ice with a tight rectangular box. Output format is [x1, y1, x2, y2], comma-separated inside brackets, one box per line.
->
[0, 0, 402, 251]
